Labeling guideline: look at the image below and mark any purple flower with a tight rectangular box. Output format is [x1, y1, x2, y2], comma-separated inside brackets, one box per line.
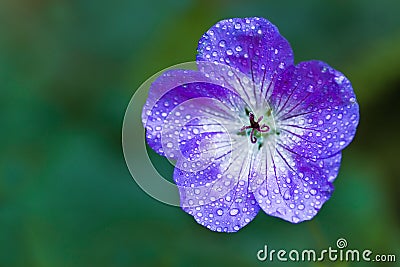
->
[142, 17, 359, 232]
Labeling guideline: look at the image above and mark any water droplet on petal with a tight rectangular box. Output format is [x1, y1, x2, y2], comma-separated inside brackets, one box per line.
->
[335, 76, 345, 85]
[292, 216, 300, 223]
[259, 188, 268, 197]
[230, 208, 239, 216]
[216, 209, 223, 216]
[277, 207, 286, 215]
[283, 190, 291, 200]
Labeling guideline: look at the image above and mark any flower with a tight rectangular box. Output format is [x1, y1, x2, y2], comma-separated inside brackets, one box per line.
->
[142, 17, 359, 232]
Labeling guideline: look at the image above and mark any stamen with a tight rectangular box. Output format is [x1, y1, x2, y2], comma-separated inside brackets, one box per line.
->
[240, 112, 270, 143]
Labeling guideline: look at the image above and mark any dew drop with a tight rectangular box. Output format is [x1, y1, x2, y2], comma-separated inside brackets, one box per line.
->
[216, 209, 223, 216]
[283, 190, 291, 200]
[259, 189, 268, 197]
[334, 76, 345, 85]
[277, 207, 286, 215]
[230, 208, 239, 216]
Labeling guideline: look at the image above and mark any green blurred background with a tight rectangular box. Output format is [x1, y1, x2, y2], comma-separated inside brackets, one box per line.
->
[1, 0, 399, 266]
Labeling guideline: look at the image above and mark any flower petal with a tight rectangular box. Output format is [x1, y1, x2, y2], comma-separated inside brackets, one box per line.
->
[142, 73, 249, 160]
[174, 139, 260, 232]
[181, 178, 260, 232]
[197, 17, 293, 109]
[251, 144, 342, 223]
[271, 61, 359, 159]
[141, 69, 209, 125]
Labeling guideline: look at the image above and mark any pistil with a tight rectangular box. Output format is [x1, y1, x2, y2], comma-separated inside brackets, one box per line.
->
[240, 113, 270, 143]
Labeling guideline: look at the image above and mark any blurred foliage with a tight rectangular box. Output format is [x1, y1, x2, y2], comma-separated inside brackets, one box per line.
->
[0, 0, 399, 266]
